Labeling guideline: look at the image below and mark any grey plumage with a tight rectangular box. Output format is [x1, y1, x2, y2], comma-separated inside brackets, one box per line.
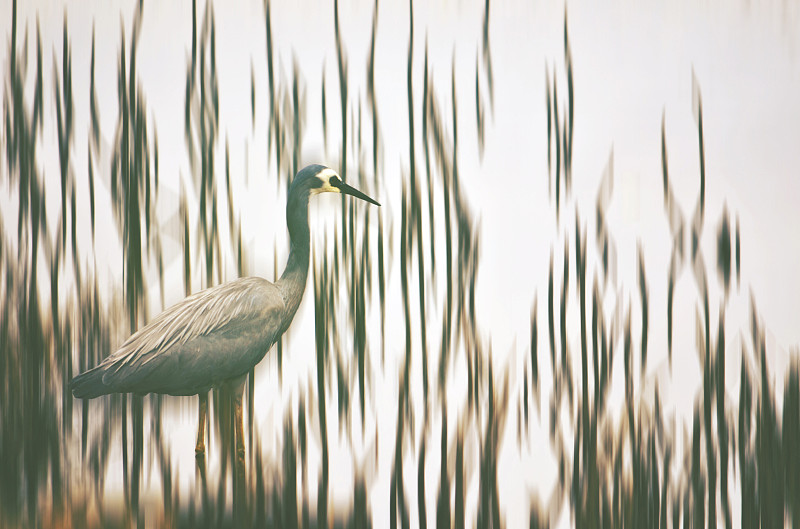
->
[70, 164, 379, 454]
[71, 277, 283, 397]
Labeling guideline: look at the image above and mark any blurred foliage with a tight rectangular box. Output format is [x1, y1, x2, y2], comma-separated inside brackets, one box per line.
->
[0, 0, 798, 528]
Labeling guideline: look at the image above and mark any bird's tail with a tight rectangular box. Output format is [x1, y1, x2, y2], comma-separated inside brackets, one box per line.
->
[70, 366, 111, 399]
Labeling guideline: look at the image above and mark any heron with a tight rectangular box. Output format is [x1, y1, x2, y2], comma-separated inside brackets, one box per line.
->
[71, 164, 380, 462]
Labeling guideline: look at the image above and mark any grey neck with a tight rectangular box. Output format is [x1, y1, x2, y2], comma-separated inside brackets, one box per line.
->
[276, 190, 311, 329]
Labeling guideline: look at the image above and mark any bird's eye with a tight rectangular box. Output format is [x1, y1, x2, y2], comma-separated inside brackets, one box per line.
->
[329, 175, 342, 187]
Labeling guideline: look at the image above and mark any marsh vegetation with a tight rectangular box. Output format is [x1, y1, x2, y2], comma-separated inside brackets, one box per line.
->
[1, 0, 798, 527]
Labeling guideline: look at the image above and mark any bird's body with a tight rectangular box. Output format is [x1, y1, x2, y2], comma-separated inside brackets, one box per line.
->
[71, 277, 285, 397]
[71, 164, 379, 458]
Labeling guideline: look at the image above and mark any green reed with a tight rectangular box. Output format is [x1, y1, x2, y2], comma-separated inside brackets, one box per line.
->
[2, 1, 800, 528]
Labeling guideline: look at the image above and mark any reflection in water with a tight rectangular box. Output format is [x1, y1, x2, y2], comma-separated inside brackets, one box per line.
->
[1, 0, 799, 527]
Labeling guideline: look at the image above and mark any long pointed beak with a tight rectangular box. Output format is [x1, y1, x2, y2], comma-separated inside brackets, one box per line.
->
[337, 180, 381, 206]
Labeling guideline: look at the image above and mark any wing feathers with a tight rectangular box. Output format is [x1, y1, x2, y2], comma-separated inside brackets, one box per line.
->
[99, 277, 282, 391]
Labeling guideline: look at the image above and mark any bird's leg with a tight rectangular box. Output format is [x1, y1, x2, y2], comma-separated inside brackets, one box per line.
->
[233, 390, 245, 467]
[231, 388, 247, 525]
[226, 374, 248, 468]
[195, 392, 208, 455]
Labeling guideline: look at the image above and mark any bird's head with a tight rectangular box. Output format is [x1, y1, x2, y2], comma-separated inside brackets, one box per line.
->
[292, 164, 381, 206]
